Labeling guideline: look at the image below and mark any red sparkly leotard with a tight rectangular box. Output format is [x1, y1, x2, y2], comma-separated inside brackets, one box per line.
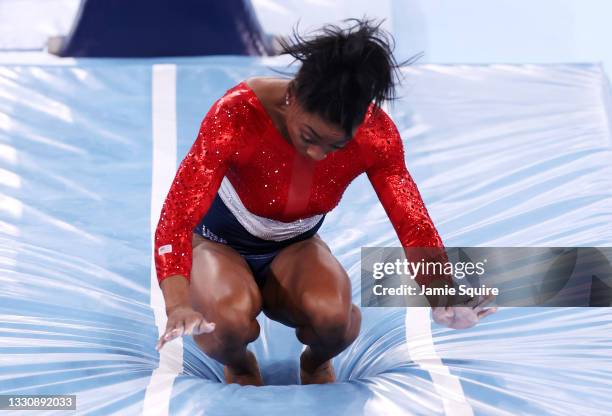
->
[154, 81, 446, 285]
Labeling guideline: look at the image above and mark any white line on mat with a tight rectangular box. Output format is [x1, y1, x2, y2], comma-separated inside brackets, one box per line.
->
[143, 63, 183, 416]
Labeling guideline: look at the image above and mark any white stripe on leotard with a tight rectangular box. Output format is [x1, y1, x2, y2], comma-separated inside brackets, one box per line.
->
[218, 176, 323, 241]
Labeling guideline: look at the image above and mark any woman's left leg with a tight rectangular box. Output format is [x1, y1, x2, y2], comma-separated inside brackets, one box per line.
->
[260, 234, 361, 384]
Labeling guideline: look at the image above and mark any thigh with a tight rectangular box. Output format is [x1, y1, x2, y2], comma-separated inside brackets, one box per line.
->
[260, 234, 352, 328]
[189, 233, 262, 324]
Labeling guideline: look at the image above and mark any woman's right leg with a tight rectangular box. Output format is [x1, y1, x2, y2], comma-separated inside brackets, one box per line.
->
[189, 233, 264, 385]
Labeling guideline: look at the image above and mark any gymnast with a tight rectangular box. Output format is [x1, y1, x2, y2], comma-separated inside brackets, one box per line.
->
[153, 19, 497, 386]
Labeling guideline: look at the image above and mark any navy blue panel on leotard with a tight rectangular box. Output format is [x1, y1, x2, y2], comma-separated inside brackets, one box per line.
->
[193, 193, 325, 286]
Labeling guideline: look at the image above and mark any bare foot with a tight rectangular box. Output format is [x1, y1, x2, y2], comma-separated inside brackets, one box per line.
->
[300, 348, 336, 385]
[223, 350, 264, 386]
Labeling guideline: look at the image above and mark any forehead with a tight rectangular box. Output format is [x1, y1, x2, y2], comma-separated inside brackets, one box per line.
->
[299, 111, 348, 140]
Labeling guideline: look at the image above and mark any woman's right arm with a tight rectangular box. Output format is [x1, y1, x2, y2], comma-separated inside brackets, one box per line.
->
[153, 87, 261, 349]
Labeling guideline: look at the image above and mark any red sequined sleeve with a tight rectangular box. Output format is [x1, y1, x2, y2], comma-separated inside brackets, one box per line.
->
[362, 108, 450, 286]
[154, 90, 258, 285]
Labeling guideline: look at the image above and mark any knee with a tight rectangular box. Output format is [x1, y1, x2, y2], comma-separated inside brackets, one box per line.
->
[301, 292, 353, 340]
[221, 303, 261, 342]
[194, 312, 260, 359]
[194, 293, 261, 353]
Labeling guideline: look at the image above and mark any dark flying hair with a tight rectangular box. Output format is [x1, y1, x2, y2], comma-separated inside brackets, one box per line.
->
[278, 18, 420, 137]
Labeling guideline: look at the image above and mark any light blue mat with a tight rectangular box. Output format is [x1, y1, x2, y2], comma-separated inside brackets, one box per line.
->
[1, 57, 611, 415]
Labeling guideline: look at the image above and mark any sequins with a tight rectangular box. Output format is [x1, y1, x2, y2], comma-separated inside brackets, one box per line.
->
[154, 82, 446, 286]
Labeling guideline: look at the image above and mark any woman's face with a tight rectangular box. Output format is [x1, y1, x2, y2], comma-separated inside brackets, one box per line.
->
[283, 88, 354, 161]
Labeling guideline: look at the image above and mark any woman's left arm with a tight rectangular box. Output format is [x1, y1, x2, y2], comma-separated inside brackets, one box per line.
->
[362, 108, 448, 287]
[363, 108, 497, 328]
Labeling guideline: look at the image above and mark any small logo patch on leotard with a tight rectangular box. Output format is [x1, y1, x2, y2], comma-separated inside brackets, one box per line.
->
[158, 244, 172, 255]
[201, 225, 227, 244]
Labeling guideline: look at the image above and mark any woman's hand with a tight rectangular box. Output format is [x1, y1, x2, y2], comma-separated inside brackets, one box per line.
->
[156, 304, 216, 351]
[431, 293, 498, 329]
